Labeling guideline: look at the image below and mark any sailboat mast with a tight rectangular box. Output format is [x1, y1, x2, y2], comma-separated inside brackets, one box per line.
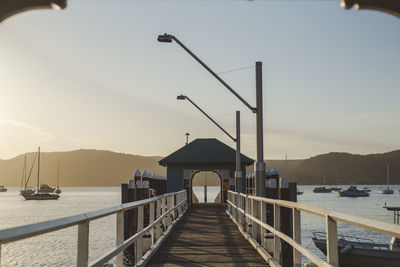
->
[57, 161, 60, 189]
[37, 147, 40, 192]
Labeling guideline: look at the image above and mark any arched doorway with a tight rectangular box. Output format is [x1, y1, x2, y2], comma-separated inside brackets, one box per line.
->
[192, 171, 221, 203]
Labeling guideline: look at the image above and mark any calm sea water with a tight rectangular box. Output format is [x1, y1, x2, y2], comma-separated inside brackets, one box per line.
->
[0, 185, 398, 266]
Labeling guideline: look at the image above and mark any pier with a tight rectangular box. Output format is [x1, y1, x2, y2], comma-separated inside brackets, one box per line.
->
[2, 139, 400, 267]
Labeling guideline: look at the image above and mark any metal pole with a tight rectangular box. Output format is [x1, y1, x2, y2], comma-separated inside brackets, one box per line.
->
[172, 37, 256, 113]
[255, 62, 265, 197]
[235, 111, 242, 193]
[185, 96, 236, 142]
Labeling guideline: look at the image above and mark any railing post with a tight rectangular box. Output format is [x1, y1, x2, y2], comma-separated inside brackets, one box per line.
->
[252, 198, 259, 242]
[260, 200, 267, 248]
[293, 208, 301, 267]
[156, 198, 162, 240]
[168, 195, 174, 223]
[77, 220, 89, 267]
[274, 204, 281, 264]
[149, 202, 155, 246]
[116, 211, 124, 267]
[326, 215, 339, 267]
[0, 243, 2, 267]
[135, 205, 144, 265]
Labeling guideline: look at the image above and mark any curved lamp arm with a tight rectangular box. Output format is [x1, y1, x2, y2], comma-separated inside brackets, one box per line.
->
[341, 0, 400, 19]
[0, 0, 66, 23]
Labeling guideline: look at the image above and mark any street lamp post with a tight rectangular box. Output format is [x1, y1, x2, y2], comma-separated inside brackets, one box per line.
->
[160, 34, 265, 197]
[0, 0, 67, 23]
[177, 94, 243, 193]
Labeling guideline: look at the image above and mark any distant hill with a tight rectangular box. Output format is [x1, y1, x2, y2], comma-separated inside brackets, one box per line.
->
[0, 149, 165, 187]
[256, 150, 400, 185]
[1, 149, 399, 187]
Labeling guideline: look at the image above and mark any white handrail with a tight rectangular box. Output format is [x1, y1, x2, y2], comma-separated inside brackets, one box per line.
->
[0, 190, 187, 267]
[227, 190, 400, 267]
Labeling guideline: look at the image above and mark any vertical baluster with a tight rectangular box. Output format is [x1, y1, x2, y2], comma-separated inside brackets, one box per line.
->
[116, 211, 124, 267]
[77, 221, 89, 267]
[149, 202, 155, 246]
[293, 208, 301, 267]
[136, 205, 144, 265]
[260, 200, 267, 248]
[326, 215, 339, 267]
[274, 204, 281, 264]
[156, 198, 162, 240]
[161, 197, 167, 230]
[252, 198, 259, 241]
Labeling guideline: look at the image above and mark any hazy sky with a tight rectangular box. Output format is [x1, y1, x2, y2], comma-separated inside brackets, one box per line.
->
[0, 1, 399, 160]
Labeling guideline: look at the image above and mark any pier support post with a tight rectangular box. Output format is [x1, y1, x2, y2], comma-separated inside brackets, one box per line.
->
[279, 178, 292, 266]
[326, 215, 339, 267]
[77, 221, 89, 267]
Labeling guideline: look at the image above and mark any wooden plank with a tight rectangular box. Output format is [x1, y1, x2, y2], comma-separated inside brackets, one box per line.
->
[147, 204, 268, 266]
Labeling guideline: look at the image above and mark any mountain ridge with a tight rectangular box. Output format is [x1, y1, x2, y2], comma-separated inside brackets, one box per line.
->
[1, 149, 399, 186]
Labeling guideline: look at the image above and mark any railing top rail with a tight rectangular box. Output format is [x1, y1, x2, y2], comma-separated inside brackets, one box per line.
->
[0, 190, 186, 245]
[228, 190, 400, 238]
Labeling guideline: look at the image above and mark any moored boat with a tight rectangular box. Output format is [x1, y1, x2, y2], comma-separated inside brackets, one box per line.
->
[0, 185, 7, 192]
[313, 186, 332, 193]
[379, 164, 394, 194]
[312, 232, 400, 267]
[22, 147, 59, 200]
[338, 186, 369, 197]
[297, 189, 304, 195]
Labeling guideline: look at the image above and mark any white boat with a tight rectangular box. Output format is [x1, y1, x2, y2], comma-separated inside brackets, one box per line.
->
[22, 147, 59, 200]
[313, 232, 400, 267]
[338, 186, 369, 197]
[379, 163, 394, 194]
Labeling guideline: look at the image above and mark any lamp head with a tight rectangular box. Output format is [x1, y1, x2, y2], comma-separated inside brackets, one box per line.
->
[157, 33, 173, 43]
[177, 95, 186, 100]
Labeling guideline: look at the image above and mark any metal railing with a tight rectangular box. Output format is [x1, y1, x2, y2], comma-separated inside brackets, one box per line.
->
[227, 190, 400, 267]
[0, 190, 187, 267]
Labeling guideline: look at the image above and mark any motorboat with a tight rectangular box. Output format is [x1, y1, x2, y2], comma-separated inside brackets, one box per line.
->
[312, 232, 400, 267]
[338, 186, 369, 197]
[0, 185, 7, 192]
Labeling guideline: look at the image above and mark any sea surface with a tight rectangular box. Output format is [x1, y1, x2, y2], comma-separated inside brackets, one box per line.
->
[0, 185, 399, 266]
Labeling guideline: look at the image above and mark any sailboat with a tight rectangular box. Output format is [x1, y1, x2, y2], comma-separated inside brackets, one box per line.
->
[54, 161, 62, 194]
[22, 147, 59, 200]
[313, 175, 332, 193]
[379, 163, 394, 194]
[20, 154, 36, 196]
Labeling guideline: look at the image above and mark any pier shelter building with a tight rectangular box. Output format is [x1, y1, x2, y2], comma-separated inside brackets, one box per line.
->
[159, 138, 254, 203]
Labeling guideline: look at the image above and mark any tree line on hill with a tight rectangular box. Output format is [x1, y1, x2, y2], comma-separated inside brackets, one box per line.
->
[1, 149, 399, 187]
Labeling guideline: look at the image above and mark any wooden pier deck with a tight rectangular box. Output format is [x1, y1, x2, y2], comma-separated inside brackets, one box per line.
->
[147, 203, 268, 267]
